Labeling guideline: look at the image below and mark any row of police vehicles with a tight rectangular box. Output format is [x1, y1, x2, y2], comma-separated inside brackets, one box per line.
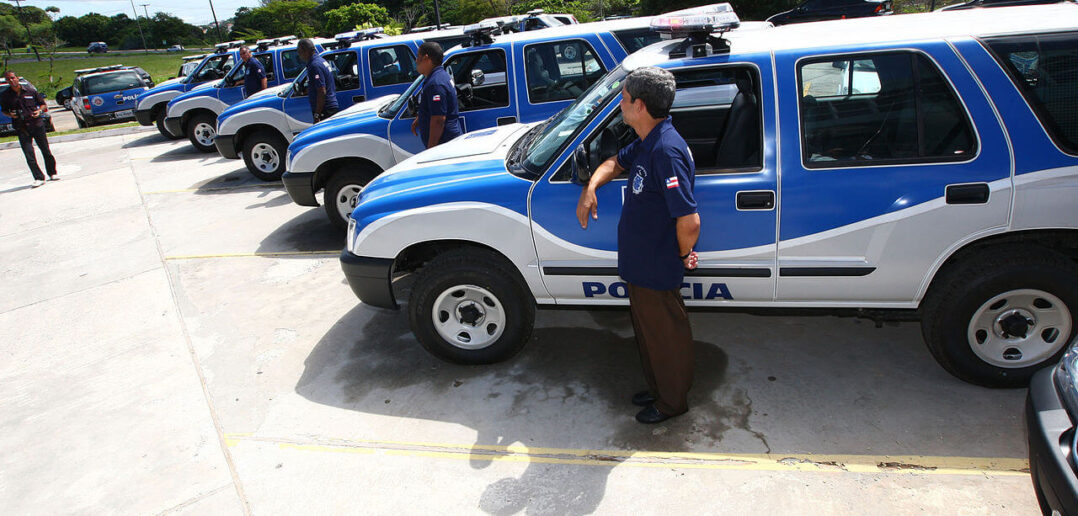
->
[130, 3, 1078, 510]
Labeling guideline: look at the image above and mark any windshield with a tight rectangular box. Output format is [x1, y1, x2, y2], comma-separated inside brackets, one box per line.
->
[379, 74, 425, 119]
[521, 66, 628, 176]
[84, 72, 143, 95]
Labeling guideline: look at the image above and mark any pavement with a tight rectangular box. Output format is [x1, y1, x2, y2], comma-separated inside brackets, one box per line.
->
[0, 133, 1040, 514]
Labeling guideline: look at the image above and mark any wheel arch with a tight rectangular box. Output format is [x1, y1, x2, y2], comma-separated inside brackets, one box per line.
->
[235, 123, 284, 155]
[394, 239, 535, 303]
[180, 107, 217, 134]
[313, 157, 382, 193]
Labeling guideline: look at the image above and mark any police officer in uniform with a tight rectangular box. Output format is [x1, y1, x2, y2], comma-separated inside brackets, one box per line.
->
[238, 46, 267, 98]
[411, 41, 461, 148]
[1, 70, 56, 187]
[576, 67, 700, 424]
[297, 38, 338, 122]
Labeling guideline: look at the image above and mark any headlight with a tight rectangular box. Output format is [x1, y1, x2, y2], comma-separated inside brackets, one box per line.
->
[285, 149, 293, 168]
[1054, 337, 1078, 414]
[346, 217, 356, 252]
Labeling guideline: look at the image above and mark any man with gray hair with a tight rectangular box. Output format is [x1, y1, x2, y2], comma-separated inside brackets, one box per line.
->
[576, 66, 700, 424]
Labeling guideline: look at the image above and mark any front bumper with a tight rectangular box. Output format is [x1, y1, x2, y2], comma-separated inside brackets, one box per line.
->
[1026, 366, 1078, 515]
[282, 171, 319, 207]
[340, 251, 397, 309]
[215, 133, 239, 159]
[135, 108, 154, 126]
[163, 116, 183, 138]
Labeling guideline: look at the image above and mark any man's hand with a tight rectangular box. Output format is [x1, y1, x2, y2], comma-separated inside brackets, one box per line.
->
[576, 187, 598, 229]
[683, 251, 699, 270]
[411, 118, 418, 135]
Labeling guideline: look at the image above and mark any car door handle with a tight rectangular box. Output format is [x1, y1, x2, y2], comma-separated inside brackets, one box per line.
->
[736, 190, 775, 210]
[113, 94, 123, 99]
[497, 116, 516, 126]
[946, 183, 990, 205]
[352, 95, 365, 103]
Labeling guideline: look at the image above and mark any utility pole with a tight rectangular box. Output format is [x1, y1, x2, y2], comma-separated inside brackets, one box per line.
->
[129, 0, 149, 52]
[433, 0, 441, 29]
[208, 0, 223, 42]
[140, 3, 152, 49]
[10, 0, 40, 61]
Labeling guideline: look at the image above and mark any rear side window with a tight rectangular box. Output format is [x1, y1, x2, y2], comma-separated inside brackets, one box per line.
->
[613, 29, 662, 54]
[524, 40, 606, 104]
[84, 72, 144, 95]
[369, 45, 418, 87]
[280, 50, 304, 79]
[256, 53, 275, 81]
[984, 32, 1078, 155]
[327, 51, 360, 91]
[797, 51, 977, 167]
[445, 49, 509, 112]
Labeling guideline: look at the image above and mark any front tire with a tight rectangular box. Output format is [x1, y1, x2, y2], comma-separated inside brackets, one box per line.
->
[242, 129, 287, 181]
[323, 164, 379, 230]
[921, 247, 1078, 387]
[408, 248, 535, 364]
[186, 112, 217, 152]
[155, 109, 181, 140]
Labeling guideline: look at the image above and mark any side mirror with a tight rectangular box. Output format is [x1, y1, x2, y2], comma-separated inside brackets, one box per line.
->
[570, 143, 591, 185]
[470, 69, 485, 87]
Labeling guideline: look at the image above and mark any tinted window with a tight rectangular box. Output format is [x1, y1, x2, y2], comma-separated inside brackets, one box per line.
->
[369, 45, 418, 87]
[326, 51, 360, 91]
[194, 54, 234, 82]
[280, 50, 304, 79]
[525, 40, 606, 104]
[613, 29, 662, 54]
[985, 31, 1078, 154]
[257, 53, 275, 81]
[84, 72, 144, 94]
[445, 49, 509, 111]
[798, 52, 976, 167]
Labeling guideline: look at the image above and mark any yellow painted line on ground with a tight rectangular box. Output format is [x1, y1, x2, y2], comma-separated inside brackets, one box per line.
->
[142, 183, 283, 195]
[223, 434, 1029, 476]
[164, 250, 338, 260]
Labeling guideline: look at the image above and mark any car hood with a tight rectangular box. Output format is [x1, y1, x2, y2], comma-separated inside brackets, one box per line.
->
[329, 94, 399, 120]
[388, 123, 531, 174]
[157, 77, 184, 88]
[138, 80, 186, 102]
[251, 83, 289, 99]
[170, 82, 219, 105]
[288, 107, 387, 155]
[218, 91, 283, 123]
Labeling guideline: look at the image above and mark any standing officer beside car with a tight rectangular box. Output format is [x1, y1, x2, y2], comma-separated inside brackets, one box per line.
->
[576, 67, 700, 425]
[1, 70, 57, 188]
[238, 46, 267, 98]
[297, 38, 338, 123]
[411, 41, 461, 148]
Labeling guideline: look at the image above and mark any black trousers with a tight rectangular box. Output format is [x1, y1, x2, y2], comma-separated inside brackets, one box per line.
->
[628, 283, 695, 416]
[17, 124, 56, 181]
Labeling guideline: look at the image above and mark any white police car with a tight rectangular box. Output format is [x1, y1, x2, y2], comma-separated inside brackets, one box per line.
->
[339, 3, 1078, 388]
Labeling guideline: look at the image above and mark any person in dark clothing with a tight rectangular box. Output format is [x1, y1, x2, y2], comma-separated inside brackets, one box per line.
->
[239, 46, 267, 98]
[297, 38, 338, 122]
[576, 67, 700, 425]
[1, 70, 56, 187]
[411, 41, 461, 148]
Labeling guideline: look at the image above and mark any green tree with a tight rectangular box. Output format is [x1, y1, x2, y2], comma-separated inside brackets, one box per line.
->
[234, 0, 320, 37]
[0, 15, 22, 57]
[511, 0, 595, 22]
[323, 3, 392, 34]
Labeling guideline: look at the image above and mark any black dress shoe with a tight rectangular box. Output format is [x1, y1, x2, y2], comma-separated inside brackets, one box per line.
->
[631, 391, 656, 406]
[636, 405, 681, 424]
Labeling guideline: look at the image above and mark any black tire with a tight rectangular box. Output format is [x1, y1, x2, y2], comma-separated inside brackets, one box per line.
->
[76, 116, 87, 129]
[408, 248, 535, 364]
[155, 109, 181, 140]
[921, 247, 1078, 388]
[241, 129, 288, 181]
[186, 112, 217, 152]
[323, 164, 379, 230]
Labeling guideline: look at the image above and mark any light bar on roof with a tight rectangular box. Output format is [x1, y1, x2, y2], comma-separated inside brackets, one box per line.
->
[527, 8, 545, 15]
[334, 27, 384, 41]
[651, 3, 740, 35]
[214, 40, 244, 52]
[463, 19, 499, 34]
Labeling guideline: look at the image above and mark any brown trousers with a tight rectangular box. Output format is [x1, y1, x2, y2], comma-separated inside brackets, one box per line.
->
[627, 283, 694, 416]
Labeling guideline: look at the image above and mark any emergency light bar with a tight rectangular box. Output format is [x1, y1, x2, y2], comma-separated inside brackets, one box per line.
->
[182, 54, 206, 62]
[462, 20, 500, 46]
[255, 35, 298, 50]
[333, 27, 384, 48]
[214, 40, 245, 53]
[409, 23, 454, 33]
[527, 9, 545, 15]
[651, 3, 740, 58]
[74, 65, 126, 75]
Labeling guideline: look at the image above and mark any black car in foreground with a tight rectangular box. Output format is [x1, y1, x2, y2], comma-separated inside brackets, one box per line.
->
[1028, 336, 1078, 515]
[767, 0, 893, 25]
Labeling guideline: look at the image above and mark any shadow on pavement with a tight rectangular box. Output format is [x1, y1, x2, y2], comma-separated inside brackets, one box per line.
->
[150, 145, 227, 163]
[255, 207, 343, 255]
[121, 131, 170, 148]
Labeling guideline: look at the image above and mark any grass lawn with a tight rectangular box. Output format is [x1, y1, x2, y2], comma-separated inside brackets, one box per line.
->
[4, 52, 205, 98]
[0, 121, 141, 144]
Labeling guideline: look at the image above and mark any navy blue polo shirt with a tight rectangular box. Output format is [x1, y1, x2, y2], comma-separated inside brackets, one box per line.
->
[242, 56, 267, 98]
[416, 66, 461, 147]
[616, 117, 697, 291]
[306, 55, 338, 113]
[1, 84, 46, 131]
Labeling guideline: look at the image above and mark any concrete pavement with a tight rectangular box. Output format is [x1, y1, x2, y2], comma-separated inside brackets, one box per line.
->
[0, 133, 1039, 514]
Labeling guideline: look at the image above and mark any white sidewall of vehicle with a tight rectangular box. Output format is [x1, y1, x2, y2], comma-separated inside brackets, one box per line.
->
[288, 133, 401, 174]
[167, 96, 226, 121]
[217, 107, 298, 143]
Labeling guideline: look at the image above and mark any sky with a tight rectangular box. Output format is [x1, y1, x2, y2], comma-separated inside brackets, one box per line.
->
[10, 0, 263, 25]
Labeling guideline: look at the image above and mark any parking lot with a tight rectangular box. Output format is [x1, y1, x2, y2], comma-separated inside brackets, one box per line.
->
[0, 130, 1039, 513]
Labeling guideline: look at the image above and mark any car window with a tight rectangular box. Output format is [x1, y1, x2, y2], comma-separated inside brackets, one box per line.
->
[280, 50, 304, 79]
[257, 53, 275, 81]
[525, 40, 606, 104]
[369, 45, 418, 87]
[445, 49, 509, 112]
[325, 50, 359, 91]
[797, 51, 976, 167]
[612, 29, 663, 54]
[84, 72, 144, 95]
[429, 36, 470, 51]
[984, 31, 1078, 155]
[194, 54, 235, 82]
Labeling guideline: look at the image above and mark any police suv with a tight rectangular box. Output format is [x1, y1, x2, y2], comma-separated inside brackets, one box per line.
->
[163, 37, 316, 153]
[214, 27, 472, 180]
[134, 41, 244, 139]
[70, 65, 152, 128]
[339, 4, 1078, 388]
[283, 16, 664, 228]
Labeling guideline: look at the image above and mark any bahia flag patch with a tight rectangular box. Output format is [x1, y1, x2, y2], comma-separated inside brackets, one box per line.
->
[432, 94, 441, 101]
[665, 176, 679, 189]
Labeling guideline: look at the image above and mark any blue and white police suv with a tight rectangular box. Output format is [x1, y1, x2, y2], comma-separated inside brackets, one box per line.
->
[339, 3, 1078, 389]
[134, 41, 244, 139]
[283, 16, 665, 228]
[69, 65, 151, 128]
[214, 27, 472, 180]
[163, 37, 318, 153]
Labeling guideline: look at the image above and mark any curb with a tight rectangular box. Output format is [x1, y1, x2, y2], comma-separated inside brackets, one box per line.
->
[0, 125, 156, 150]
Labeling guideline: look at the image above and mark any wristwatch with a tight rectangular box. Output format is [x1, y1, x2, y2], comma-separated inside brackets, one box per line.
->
[680, 251, 692, 260]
